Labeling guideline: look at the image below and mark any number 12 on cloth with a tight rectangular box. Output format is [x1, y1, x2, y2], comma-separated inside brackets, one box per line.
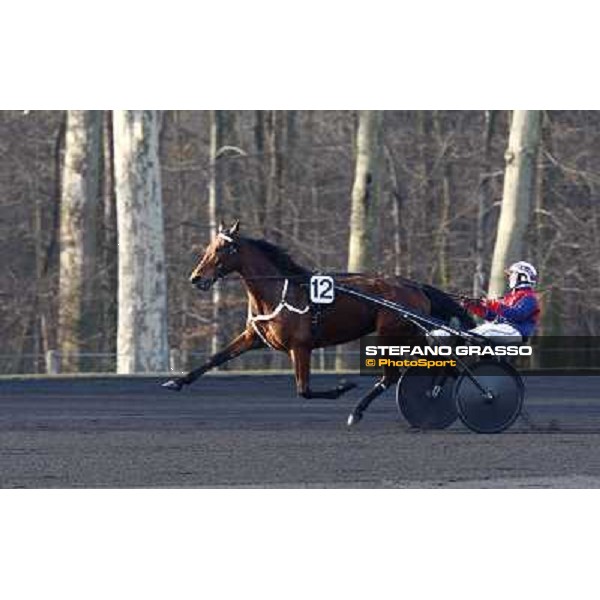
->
[310, 275, 335, 304]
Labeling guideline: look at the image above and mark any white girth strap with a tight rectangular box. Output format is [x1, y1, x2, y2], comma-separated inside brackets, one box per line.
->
[247, 279, 310, 348]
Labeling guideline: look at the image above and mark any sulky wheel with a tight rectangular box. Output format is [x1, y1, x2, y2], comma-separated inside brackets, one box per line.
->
[396, 366, 459, 430]
[454, 360, 524, 434]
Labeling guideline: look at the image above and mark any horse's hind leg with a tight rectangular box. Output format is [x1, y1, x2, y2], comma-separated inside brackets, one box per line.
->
[347, 367, 401, 427]
[291, 347, 357, 399]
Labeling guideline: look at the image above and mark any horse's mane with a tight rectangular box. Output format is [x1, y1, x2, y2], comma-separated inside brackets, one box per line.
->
[245, 238, 310, 278]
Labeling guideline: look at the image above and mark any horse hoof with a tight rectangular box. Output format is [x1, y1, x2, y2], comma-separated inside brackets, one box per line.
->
[162, 379, 183, 392]
[347, 412, 362, 427]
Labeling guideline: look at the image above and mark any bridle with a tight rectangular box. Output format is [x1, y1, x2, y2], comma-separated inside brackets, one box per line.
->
[212, 232, 239, 281]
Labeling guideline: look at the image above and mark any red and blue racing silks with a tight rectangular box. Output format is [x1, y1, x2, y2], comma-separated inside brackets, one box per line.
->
[464, 288, 540, 338]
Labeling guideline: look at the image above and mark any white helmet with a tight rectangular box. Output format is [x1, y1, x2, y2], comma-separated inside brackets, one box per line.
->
[506, 261, 537, 289]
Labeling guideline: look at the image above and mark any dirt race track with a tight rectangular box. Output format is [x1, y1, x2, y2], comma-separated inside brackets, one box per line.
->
[2, 373, 600, 488]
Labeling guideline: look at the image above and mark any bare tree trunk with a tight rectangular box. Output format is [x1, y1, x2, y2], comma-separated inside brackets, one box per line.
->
[384, 143, 403, 276]
[208, 110, 224, 357]
[58, 110, 102, 372]
[338, 110, 382, 371]
[473, 110, 495, 296]
[266, 110, 286, 243]
[266, 110, 291, 369]
[437, 165, 451, 287]
[220, 110, 242, 220]
[173, 111, 189, 367]
[431, 111, 451, 287]
[488, 110, 542, 297]
[533, 112, 559, 339]
[113, 110, 169, 373]
[347, 110, 383, 272]
[100, 111, 117, 363]
[284, 111, 298, 241]
[33, 193, 42, 373]
[416, 111, 434, 281]
[29, 114, 67, 373]
[254, 111, 267, 234]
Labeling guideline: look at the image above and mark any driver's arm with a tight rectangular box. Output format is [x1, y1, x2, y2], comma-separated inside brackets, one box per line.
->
[486, 296, 538, 322]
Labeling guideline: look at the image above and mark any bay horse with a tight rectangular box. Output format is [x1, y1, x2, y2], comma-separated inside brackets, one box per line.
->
[162, 221, 475, 425]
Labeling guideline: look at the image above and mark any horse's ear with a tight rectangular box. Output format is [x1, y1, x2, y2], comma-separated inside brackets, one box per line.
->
[230, 220, 240, 235]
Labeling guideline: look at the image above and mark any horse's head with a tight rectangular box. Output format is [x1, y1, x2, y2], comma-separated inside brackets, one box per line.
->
[190, 220, 242, 291]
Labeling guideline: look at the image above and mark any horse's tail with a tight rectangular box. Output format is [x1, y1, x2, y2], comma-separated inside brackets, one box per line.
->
[420, 283, 476, 330]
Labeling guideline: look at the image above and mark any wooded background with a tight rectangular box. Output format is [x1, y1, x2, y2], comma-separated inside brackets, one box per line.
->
[1, 110, 597, 374]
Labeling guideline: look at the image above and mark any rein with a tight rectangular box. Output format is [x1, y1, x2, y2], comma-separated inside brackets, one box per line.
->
[213, 271, 361, 282]
[213, 271, 481, 303]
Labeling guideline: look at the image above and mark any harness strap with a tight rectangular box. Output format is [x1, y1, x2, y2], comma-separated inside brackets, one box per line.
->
[247, 279, 310, 348]
[248, 308, 273, 348]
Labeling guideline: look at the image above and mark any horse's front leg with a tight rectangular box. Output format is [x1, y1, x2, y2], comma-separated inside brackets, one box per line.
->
[162, 329, 264, 391]
[291, 346, 357, 400]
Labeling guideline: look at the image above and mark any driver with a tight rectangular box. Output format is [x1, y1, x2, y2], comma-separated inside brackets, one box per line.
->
[431, 261, 540, 343]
